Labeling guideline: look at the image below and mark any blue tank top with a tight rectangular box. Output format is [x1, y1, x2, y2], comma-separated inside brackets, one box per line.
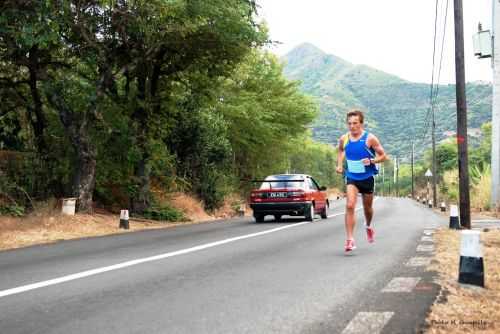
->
[344, 131, 378, 181]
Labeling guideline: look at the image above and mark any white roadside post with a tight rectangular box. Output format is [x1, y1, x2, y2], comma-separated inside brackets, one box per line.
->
[449, 204, 460, 229]
[119, 210, 129, 229]
[62, 198, 77, 215]
[440, 201, 446, 212]
[238, 203, 245, 217]
[458, 230, 485, 287]
[424, 169, 433, 208]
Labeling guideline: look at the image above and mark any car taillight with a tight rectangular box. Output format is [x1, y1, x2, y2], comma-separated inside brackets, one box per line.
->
[288, 190, 306, 200]
[250, 192, 264, 202]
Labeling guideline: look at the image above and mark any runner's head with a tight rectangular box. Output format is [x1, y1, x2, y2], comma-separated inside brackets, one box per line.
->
[346, 110, 364, 134]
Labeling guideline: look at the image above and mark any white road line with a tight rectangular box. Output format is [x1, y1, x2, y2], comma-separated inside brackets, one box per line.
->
[417, 244, 435, 252]
[1, 197, 376, 298]
[382, 277, 421, 292]
[421, 236, 433, 242]
[472, 219, 500, 223]
[327, 197, 378, 218]
[406, 257, 432, 267]
[423, 230, 435, 236]
[341, 312, 394, 334]
[327, 205, 362, 218]
[0, 221, 312, 299]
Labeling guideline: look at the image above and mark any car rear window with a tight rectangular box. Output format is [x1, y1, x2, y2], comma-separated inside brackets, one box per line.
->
[259, 176, 305, 190]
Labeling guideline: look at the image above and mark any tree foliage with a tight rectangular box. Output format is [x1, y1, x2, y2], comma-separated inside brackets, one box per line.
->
[1, 1, 335, 217]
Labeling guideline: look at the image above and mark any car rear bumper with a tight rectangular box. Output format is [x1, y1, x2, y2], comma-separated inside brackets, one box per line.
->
[250, 202, 310, 216]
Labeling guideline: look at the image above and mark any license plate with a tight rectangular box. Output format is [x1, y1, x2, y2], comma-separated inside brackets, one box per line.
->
[269, 192, 288, 198]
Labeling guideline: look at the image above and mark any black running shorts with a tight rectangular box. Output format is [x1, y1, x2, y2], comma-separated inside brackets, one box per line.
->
[346, 176, 374, 194]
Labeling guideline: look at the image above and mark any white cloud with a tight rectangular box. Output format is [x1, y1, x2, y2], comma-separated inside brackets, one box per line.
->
[258, 0, 492, 84]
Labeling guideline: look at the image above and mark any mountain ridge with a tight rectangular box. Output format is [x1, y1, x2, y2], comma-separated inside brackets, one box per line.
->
[281, 43, 492, 158]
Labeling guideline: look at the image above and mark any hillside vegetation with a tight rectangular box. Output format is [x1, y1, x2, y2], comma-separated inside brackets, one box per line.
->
[283, 43, 492, 158]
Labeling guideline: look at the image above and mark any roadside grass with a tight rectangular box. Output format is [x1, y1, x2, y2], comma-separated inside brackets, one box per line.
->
[425, 228, 500, 333]
[0, 211, 175, 251]
[470, 167, 491, 211]
[0, 193, 243, 251]
[440, 167, 494, 213]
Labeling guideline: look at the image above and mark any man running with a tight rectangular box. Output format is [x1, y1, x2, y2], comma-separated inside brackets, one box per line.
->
[336, 110, 387, 252]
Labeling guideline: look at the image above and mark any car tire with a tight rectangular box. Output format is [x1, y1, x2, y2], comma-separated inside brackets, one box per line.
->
[304, 203, 314, 222]
[320, 206, 328, 219]
[254, 214, 265, 223]
[274, 214, 282, 222]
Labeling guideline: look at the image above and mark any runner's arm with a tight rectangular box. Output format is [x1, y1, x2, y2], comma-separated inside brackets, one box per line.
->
[336, 136, 345, 173]
[367, 134, 387, 164]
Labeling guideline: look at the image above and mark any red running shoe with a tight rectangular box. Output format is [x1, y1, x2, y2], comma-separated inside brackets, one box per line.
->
[345, 239, 356, 252]
[366, 226, 375, 243]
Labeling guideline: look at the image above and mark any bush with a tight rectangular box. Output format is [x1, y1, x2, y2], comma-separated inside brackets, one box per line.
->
[470, 165, 491, 210]
[441, 169, 459, 202]
[0, 203, 25, 216]
[142, 205, 186, 222]
[198, 167, 229, 212]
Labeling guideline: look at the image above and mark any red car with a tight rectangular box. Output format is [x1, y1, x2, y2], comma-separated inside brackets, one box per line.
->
[249, 174, 329, 222]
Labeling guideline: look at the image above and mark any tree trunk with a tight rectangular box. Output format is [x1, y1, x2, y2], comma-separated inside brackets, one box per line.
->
[45, 87, 97, 213]
[132, 154, 151, 214]
[131, 67, 152, 214]
[27, 46, 47, 154]
[73, 128, 96, 213]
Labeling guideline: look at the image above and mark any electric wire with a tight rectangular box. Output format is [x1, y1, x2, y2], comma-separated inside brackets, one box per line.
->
[413, 0, 440, 150]
[413, 0, 451, 158]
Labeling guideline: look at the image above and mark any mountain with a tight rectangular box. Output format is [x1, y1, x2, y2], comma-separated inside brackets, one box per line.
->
[282, 43, 492, 158]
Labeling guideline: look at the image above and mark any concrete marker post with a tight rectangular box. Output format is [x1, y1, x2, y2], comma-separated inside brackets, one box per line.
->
[428, 199, 433, 209]
[458, 230, 484, 287]
[440, 202, 446, 212]
[238, 203, 245, 217]
[449, 205, 460, 229]
[120, 210, 129, 229]
[62, 198, 77, 215]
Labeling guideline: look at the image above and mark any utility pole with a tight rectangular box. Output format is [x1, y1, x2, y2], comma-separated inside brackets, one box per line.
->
[432, 106, 438, 207]
[411, 142, 415, 199]
[382, 163, 385, 196]
[395, 155, 399, 197]
[454, 0, 471, 229]
[493, 0, 500, 211]
[388, 163, 392, 196]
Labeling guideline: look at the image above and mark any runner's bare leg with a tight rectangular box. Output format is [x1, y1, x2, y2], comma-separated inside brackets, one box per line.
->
[345, 184, 359, 240]
[362, 193, 374, 227]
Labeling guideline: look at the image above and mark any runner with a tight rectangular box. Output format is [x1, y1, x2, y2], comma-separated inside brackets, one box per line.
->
[336, 110, 387, 252]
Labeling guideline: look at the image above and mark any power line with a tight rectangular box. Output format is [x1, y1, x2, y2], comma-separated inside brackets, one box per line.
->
[413, 0, 450, 157]
[413, 0, 440, 148]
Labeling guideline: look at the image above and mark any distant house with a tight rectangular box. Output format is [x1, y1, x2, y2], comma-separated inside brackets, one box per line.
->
[440, 128, 482, 143]
[468, 128, 482, 138]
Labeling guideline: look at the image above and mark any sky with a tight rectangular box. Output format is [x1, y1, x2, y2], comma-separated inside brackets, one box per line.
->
[257, 0, 493, 84]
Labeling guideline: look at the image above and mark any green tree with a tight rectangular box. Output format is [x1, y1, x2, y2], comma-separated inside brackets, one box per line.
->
[217, 50, 318, 180]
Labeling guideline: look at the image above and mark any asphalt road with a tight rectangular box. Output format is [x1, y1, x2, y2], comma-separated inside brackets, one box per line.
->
[0, 197, 445, 334]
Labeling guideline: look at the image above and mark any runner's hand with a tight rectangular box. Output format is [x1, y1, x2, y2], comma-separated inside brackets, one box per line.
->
[336, 166, 343, 174]
[361, 158, 371, 166]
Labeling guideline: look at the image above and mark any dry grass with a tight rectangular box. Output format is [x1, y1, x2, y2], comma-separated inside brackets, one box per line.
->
[425, 229, 500, 333]
[440, 167, 493, 212]
[471, 170, 491, 210]
[0, 193, 245, 251]
[163, 192, 213, 221]
[0, 212, 184, 251]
